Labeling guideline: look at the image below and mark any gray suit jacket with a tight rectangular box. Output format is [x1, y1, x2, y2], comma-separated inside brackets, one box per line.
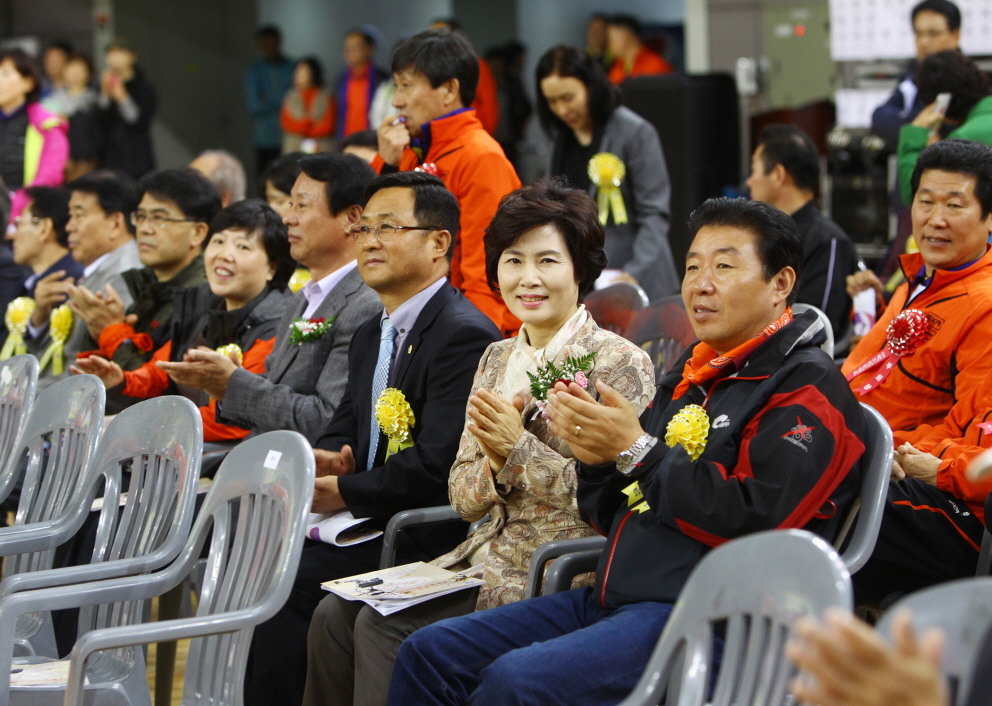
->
[219, 266, 381, 444]
[549, 105, 679, 301]
[27, 239, 143, 393]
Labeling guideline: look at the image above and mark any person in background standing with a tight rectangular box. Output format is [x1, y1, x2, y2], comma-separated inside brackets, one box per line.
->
[336, 27, 386, 141]
[246, 25, 295, 177]
[606, 15, 673, 85]
[537, 45, 678, 301]
[97, 39, 156, 180]
[430, 19, 500, 136]
[43, 54, 101, 182]
[41, 41, 72, 97]
[0, 49, 68, 223]
[281, 58, 335, 155]
[585, 14, 613, 72]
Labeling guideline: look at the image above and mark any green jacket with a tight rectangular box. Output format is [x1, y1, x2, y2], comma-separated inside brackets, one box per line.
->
[899, 95, 992, 204]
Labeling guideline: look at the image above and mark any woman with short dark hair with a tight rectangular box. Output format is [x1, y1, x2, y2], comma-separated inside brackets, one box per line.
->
[300, 177, 656, 706]
[281, 57, 335, 154]
[536, 44, 678, 301]
[0, 48, 69, 223]
[72, 199, 294, 441]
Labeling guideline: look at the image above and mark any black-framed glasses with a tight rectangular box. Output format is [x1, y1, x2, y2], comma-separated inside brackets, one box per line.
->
[130, 212, 200, 228]
[349, 222, 444, 243]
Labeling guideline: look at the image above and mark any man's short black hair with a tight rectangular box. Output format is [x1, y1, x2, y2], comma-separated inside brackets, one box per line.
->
[67, 170, 140, 234]
[259, 152, 303, 197]
[364, 171, 460, 259]
[688, 197, 805, 306]
[757, 124, 820, 194]
[208, 199, 296, 291]
[911, 138, 992, 218]
[391, 28, 479, 107]
[25, 186, 70, 247]
[345, 27, 376, 48]
[297, 153, 376, 215]
[912, 0, 961, 32]
[607, 14, 644, 39]
[339, 129, 378, 152]
[916, 50, 991, 122]
[139, 168, 222, 223]
[256, 25, 281, 41]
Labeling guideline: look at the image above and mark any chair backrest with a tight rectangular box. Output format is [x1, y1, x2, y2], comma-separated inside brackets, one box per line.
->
[0, 356, 37, 478]
[619, 529, 852, 706]
[877, 578, 992, 706]
[624, 295, 696, 377]
[179, 431, 313, 705]
[584, 282, 650, 336]
[0, 375, 104, 578]
[791, 303, 834, 358]
[75, 397, 203, 682]
[836, 403, 893, 574]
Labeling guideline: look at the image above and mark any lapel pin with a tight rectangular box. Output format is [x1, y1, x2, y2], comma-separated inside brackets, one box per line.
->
[407, 345, 413, 354]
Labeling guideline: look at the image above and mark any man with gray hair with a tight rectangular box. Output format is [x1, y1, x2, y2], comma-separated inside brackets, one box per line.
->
[190, 149, 246, 207]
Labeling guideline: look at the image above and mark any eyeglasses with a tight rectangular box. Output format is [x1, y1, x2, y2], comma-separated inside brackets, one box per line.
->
[12, 216, 41, 228]
[130, 212, 200, 228]
[349, 222, 444, 243]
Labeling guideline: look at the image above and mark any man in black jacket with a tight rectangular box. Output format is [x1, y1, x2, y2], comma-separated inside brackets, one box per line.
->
[387, 197, 867, 706]
[244, 171, 501, 706]
[747, 124, 858, 340]
[98, 39, 157, 179]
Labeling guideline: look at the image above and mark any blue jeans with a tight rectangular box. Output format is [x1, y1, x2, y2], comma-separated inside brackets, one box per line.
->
[387, 587, 674, 706]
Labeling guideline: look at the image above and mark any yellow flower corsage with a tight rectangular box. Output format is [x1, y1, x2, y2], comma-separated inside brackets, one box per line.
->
[215, 343, 243, 365]
[587, 152, 629, 225]
[288, 268, 311, 294]
[665, 404, 709, 461]
[38, 304, 73, 375]
[0, 297, 35, 360]
[375, 388, 416, 459]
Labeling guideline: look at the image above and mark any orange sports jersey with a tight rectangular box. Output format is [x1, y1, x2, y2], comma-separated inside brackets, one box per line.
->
[371, 109, 521, 335]
[608, 47, 674, 85]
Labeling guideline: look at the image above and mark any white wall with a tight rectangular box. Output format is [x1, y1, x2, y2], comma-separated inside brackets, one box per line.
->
[256, 0, 453, 84]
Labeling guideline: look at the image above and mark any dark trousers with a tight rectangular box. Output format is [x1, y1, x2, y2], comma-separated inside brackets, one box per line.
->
[853, 478, 985, 607]
[388, 587, 675, 706]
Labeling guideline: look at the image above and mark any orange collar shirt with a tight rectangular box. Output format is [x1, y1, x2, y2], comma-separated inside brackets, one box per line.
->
[608, 47, 674, 85]
[842, 246, 992, 436]
[371, 109, 521, 334]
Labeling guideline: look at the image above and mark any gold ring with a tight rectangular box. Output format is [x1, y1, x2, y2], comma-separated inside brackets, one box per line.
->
[573, 425, 582, 437]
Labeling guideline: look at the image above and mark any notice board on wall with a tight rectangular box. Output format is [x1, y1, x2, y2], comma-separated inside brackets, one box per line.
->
[830, 0, 992, 61]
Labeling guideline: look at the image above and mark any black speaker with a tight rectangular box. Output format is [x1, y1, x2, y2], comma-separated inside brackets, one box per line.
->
[620, 73, 741, 268]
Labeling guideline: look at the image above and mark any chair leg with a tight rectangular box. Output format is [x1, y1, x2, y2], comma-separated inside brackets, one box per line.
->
[155, 584, 184, 706]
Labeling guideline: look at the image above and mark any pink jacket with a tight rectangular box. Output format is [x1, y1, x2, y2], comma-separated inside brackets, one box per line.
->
[8, 103, 69, 223]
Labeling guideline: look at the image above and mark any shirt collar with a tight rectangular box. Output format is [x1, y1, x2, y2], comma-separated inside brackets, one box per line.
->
[302, 260, 358, 305]
[82, 251, 112, 279]
[381, 276, 447, 335]
[410, 107, 473, 160]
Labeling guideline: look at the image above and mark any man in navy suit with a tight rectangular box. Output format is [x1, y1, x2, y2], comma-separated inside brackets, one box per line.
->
[245, 171, 502, 706]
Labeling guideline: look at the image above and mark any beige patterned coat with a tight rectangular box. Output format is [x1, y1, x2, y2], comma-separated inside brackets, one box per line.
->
[432, 317, 655, 610]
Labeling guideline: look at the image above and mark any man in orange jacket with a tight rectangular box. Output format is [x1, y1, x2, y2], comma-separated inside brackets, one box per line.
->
[373, 28, 521, 334]
[842, 139, 992, 606]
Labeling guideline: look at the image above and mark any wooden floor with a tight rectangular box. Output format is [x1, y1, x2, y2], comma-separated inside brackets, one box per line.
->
[145, 597, 191, 706]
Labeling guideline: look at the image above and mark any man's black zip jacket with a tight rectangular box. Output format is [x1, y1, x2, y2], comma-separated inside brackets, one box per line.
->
[577, 310, 867, 610]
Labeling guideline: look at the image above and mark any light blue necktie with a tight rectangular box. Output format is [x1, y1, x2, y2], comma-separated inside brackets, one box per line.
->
[368, 318, 397, 471]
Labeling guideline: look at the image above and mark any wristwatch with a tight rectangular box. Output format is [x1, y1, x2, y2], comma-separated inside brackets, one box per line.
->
[616, 434, 656, 476]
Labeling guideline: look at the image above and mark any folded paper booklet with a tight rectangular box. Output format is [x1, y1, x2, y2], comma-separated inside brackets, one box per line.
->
[322, 561, 485, 616]
[306, 509, 382, 547]
[9, 660, 88, 687]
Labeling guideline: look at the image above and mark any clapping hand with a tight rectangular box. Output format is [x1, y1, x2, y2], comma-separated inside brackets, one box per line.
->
[66, 282, 129, 340]
[545, 379, 644, 466]
[466, 390, 525, 471]
[70, 354, 124, 389]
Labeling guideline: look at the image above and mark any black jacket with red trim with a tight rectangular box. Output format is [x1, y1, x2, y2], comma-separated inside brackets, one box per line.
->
[577, 310, 867, 610]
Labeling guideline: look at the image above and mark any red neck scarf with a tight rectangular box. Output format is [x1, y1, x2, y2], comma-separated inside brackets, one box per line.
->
[673, 308, 794, 398]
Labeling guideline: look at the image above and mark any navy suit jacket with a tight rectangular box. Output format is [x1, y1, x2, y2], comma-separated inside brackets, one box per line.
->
[316, 282, 502, 520]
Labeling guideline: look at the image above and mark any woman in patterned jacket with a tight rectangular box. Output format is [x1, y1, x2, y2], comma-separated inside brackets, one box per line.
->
[301, 176, 656, 706]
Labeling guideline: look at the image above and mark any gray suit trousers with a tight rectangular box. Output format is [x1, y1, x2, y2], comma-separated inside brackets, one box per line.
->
[303, 587, 479, 706]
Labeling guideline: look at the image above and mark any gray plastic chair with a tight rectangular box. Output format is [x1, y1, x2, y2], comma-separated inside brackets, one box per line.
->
[877, 578, 992, 706]
[0, 356, 38, 476]
[379, 506, 482, 570]
[527, 402, 891, 598]
[618, 529, 852, 706]
[0, 396, 203, 706]
[0, 375, 104, 658]
[791, 303, 834, 358]
[36, 430, 314, 706]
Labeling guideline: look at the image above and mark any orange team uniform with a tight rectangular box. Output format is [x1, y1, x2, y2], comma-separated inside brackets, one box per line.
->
[608, 46, 673, 85]
[280, 86, 336, 141]
[371, 109, 521, 334]
[842, 247, 992, 435]
[114, 337, 275, 442]
[472, 58, 500, 135]
[893, 368, 992, 522]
